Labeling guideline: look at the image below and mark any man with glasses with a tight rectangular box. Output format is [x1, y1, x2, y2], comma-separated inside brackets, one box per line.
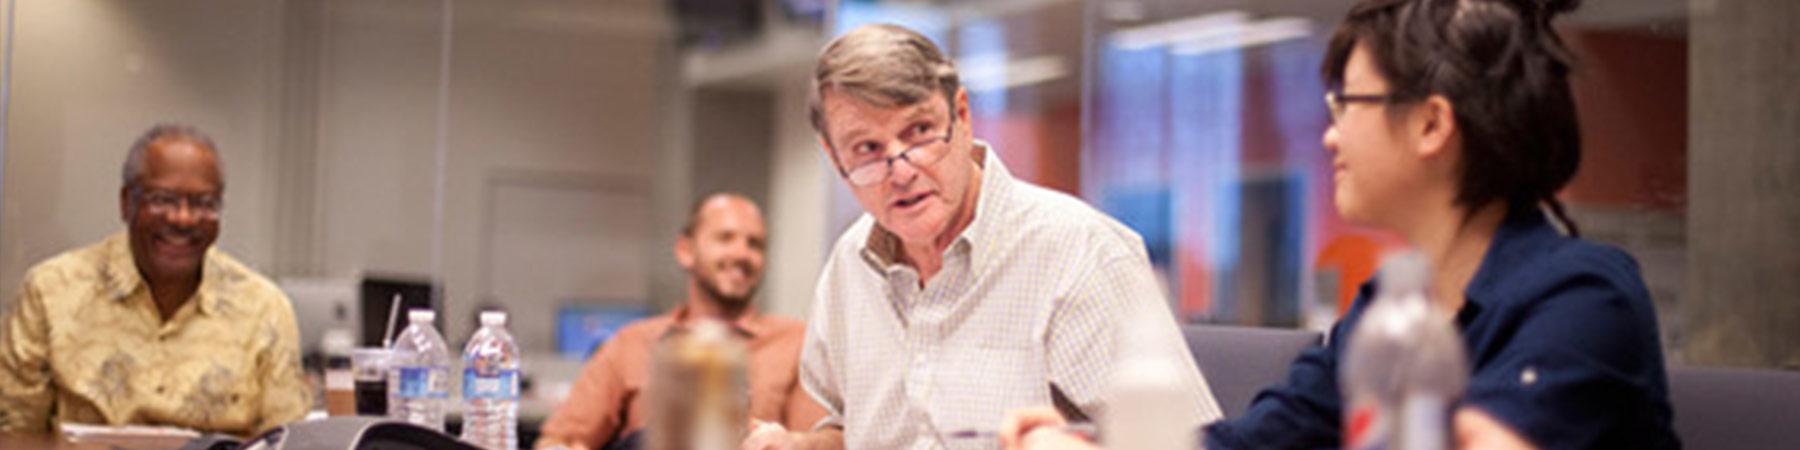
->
[0, 124, 309, 436]
[741, 24, 1222, 450]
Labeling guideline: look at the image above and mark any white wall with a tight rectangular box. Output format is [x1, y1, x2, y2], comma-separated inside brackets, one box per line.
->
[308, 0, 679, 348]
[311, 0, 445, 282]
[442, 0, 678, 347]
[676, 20, 862, 322]
[760, 74, 833, 319]
[0, 0, 287, 301]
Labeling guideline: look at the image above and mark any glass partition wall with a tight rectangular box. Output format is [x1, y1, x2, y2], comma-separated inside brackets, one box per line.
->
[1080, 0, 1798, 370]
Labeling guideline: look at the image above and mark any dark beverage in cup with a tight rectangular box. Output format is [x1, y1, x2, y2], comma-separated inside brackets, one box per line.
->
[355, 379, 389, 416]
[352, 347, 392, 416]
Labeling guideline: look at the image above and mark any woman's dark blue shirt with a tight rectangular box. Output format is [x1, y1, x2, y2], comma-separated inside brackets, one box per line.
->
[1205, 211, 1679, 450]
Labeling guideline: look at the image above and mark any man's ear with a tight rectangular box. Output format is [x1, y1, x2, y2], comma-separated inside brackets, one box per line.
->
[953, 88, 971, 125]
[1415, 95, 1458, 159]
[820, 135, 851, 182]
[120, 187, 133, 222]
[674, 235, 696, 270]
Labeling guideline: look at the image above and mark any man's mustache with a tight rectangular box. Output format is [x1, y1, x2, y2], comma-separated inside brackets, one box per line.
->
[716, 259, 757, 275]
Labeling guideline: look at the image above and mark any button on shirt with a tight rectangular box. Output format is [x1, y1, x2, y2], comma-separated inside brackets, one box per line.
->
[0, 232, 310, 436]
[800, 143, 1223, 449]
[1205, 211, 1679, 450]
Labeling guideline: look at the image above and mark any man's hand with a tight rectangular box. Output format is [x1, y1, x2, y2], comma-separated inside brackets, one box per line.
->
[742, 420, 792, 450]
[999, 406, 1099, 450]
[532, 438, 591, 450]
[741, 421, 845, 450]
[1455, 408, 1538, 450]
[1000, 406, 1066, 449]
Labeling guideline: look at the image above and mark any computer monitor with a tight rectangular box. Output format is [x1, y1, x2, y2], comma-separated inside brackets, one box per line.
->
[556, 305, 651, 360]
[359, 275, 437, 347]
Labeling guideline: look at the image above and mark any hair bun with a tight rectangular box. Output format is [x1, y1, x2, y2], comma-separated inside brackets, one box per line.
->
[1542, 0, 1580, 15]
[1504, 0, 1581, 21]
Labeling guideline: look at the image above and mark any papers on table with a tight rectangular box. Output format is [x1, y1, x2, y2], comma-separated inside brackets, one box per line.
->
[59, 422, 202, 448]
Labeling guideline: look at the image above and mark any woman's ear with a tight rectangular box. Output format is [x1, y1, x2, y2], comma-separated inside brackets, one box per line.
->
[1414, 95, 1458, 158]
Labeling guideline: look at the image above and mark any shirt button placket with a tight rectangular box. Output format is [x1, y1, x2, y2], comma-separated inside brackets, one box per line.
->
[908, 283, 937, 443]
[905, 330, 933, 404]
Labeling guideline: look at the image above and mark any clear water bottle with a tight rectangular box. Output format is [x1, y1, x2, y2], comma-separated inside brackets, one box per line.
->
[1103, 306, 1193, 450]
[389, 309, 451, 431]
[462, 311, 521, 450]
[1341, 252, 1469, 450]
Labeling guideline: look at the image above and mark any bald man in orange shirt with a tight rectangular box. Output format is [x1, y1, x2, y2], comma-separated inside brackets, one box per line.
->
[536, 193, 824, 450]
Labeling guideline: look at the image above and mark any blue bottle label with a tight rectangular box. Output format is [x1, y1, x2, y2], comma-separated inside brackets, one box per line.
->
[397, 367, 448, 399]
[463, 368, 519, 400]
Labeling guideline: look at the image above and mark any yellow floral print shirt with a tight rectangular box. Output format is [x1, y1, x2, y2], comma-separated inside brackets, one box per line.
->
[0, 232, 309, 436]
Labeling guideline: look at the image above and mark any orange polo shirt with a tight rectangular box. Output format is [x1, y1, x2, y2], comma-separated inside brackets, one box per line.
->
[537, 305, 823, 449]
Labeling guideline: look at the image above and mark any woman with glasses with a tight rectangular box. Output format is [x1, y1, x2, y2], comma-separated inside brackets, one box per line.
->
[1002, 0, 1678, 448]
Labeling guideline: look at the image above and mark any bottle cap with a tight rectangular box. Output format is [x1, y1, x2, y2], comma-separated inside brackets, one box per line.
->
[480, 311, 507, 327]
[408, 309, 435, 323]
[1377, 251, 1430, 296]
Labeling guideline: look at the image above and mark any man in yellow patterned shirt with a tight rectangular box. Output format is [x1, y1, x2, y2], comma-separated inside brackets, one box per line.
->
[0, 124, 310, 436]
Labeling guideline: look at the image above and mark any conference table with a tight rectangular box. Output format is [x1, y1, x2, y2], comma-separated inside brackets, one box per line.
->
[0, 432, 127, 449]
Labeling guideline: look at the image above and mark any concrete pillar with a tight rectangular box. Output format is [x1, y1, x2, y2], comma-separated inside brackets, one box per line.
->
[1683, 0, 1800, 369]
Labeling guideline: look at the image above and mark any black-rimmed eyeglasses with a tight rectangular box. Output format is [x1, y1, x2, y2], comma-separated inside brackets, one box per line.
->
[132, 187, 223, 220]
[835, 114, 958, 187]
[1325, 90, 1401, 123]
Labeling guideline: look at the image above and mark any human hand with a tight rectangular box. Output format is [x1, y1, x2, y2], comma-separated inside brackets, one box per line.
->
[1455, 408, 1538, 450]
[741, 419, 792, 450]
[999, 406, 1066, 449]
[532, 437, 590, 450]
[999, 406, 1100, 450]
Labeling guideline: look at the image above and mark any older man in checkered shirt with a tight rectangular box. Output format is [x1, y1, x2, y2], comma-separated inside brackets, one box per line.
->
[741, 24, 1222, 450]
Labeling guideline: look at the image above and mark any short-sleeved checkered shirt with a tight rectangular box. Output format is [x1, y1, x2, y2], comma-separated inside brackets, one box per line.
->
[800, 143, 1223, 449]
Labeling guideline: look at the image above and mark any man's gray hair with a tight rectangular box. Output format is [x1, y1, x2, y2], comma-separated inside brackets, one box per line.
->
[808, 24, 961, 144]
[121, 124, 220, 189]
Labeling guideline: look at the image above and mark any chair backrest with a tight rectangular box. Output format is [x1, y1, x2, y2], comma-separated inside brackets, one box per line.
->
[1667, 364, 1800, 449]
[1181, 324, 1323, 418]
[1182, 326, 1800, 447]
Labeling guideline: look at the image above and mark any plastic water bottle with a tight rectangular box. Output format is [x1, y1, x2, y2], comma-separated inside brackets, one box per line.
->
[1103, 306, 1192, 450]
[389, 309, 451, 431]
[462, 311, 521, 450]
[1341, 252, 1469, 450]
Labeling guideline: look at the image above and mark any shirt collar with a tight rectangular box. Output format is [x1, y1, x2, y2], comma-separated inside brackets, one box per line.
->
[859, 140, 1012, 275]
[101, 231, 222, 317]
[1345, 209, 1559, 328]
[1458, 208, 1560, 321]
[667, 302, 763, 339]
[1341, 209, 1564, 331]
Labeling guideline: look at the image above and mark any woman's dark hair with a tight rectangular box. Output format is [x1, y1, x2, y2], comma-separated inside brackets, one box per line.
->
[1323, 0, 1584, 235]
